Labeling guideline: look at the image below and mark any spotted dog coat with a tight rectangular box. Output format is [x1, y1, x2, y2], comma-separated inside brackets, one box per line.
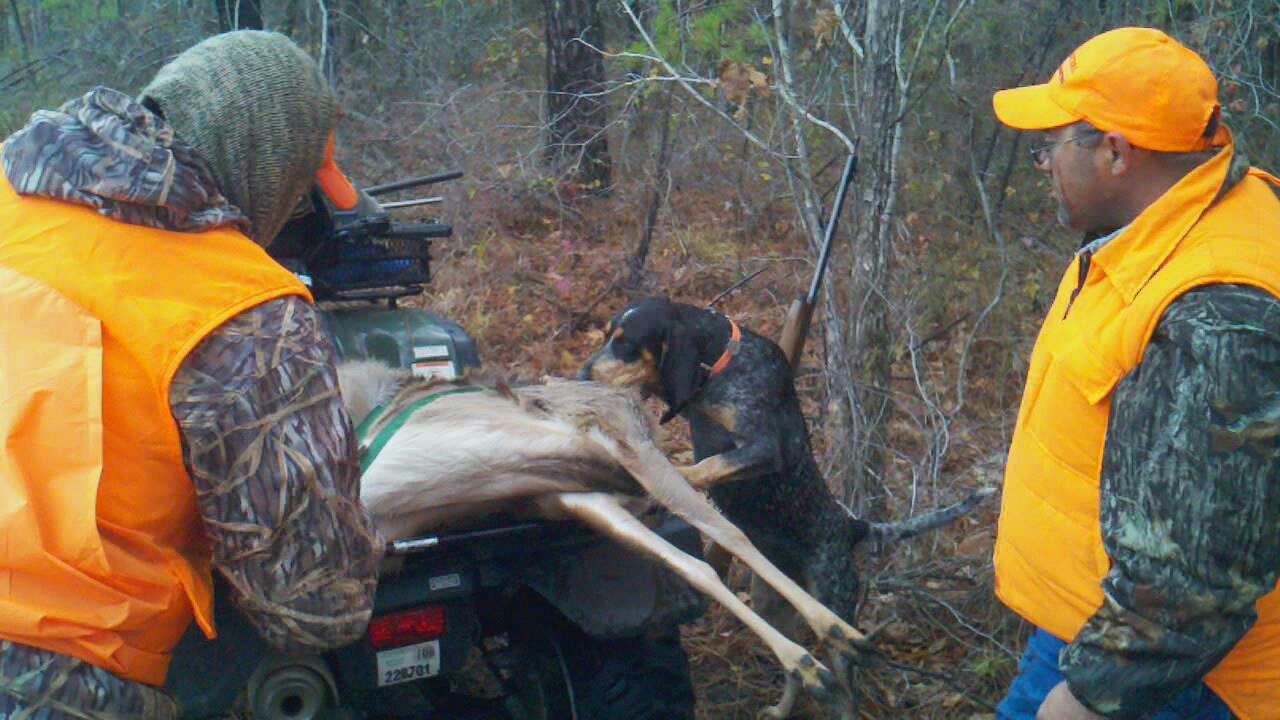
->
[580, 297, 991, 633]
[580, 297, 872, 622]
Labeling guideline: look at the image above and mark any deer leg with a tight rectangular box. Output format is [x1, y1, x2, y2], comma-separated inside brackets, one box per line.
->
[616, 442, 871, 673]
[540, 492, 837, 716]
[761, 673, 800, 720]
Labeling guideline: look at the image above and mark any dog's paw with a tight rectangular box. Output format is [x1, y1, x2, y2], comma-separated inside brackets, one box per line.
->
[675, 464, 704, 488]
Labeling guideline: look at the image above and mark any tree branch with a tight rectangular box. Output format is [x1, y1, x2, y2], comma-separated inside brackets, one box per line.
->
[617, 1, 787, 158]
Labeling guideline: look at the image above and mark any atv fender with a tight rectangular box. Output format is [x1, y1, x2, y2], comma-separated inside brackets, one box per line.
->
[523, 513, 706, 637]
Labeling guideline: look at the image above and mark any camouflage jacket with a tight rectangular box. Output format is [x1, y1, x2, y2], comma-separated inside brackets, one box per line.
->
[1058, 281, 1280, 718]
[0, 88, 381, 718]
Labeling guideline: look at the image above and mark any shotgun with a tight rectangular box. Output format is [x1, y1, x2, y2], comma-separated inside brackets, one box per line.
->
[777, 151, 858, 368]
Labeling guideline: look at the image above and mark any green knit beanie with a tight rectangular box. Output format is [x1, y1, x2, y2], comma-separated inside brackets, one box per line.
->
[139, 31, 337, 246]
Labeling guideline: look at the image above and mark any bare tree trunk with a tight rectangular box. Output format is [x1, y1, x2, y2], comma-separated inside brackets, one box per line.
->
[216, 0, 264, 31]
[8, 0, 28, 63]
[1268, 32, 1279, 92]
[628, 83, 675, 285]
[830, 0, 903, 511]
[3, 0, 28, 63]
[26, 0, 42, 51]
[341, 0, 367, 55]
[318, 0, 341, 86]
[543, 0, 612, 192]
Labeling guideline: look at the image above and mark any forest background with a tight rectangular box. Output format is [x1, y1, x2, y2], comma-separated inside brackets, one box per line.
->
[3, 0, 1277, 716]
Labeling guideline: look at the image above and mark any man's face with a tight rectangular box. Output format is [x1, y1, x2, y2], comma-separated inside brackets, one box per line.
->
[1036, 124, 1109, 234]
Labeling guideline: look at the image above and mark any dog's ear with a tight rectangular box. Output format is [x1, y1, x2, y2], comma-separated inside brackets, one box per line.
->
[658, 322, 703, 418]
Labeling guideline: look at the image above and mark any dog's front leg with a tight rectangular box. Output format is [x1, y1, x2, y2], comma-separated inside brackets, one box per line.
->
[681, 437, 782, 490]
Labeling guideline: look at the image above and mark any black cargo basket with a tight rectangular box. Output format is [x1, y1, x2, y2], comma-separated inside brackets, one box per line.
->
[271, 187, 453, 303]
[308, 235, 431, 300]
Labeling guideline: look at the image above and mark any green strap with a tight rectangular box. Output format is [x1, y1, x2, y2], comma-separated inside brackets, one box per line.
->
[357, 386, 485, 473]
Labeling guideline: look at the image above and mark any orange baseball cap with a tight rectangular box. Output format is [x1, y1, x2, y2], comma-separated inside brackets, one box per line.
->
[993, 27, 1226, 152]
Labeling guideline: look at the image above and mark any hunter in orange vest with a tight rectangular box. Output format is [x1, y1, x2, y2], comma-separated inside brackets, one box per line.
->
[991, 28, 1280, 720]
[0, 32, 380, 717]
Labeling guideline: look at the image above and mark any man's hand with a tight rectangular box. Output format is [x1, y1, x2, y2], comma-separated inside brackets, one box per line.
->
[1036, 681, 1105, 720]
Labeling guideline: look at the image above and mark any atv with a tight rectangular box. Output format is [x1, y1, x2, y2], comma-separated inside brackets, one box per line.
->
[165, 172, 706, 720]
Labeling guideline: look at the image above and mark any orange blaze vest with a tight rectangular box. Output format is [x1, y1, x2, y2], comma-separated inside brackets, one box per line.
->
[995, 142, 1280, 719]
[0, 164, 309, 685]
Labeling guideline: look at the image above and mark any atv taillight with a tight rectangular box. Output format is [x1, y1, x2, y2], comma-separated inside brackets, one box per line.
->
[368, 606, 446, 650]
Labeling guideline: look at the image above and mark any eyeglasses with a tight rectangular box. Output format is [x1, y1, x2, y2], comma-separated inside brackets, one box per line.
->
[1029, 131, 1102, 166]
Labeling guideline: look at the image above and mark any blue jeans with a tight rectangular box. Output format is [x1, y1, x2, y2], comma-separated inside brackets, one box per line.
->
[997, 629, 1234, 719]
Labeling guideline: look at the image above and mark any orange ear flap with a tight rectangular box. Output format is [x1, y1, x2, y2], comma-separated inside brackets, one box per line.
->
[315, 131, 359, 210]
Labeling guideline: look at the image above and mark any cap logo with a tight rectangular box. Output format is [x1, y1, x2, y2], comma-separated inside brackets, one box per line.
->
[1055, 52, 1079, 85]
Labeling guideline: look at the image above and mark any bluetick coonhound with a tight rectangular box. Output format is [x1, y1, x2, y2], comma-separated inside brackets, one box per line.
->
[579, 297, 990, 646]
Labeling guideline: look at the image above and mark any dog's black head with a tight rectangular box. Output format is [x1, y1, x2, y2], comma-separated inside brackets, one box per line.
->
[578, 297, 705, 411]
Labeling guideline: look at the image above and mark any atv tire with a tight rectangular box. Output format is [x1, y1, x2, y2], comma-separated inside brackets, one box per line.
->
[511, 622, 695, 720]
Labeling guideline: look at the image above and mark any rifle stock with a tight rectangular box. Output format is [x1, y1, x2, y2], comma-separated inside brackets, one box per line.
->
[778, 294, 814, 368]
[777, 152, 857, 370]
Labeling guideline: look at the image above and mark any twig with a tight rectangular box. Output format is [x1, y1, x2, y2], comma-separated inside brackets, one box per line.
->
[617, 1, 785, 159]
[830, 0, 866, 60]
[706, 266, 769, 308]
[877, 656, 998, 712]
[549, 271, 625, 341]
[0, 55, 50, 91]
[905, 310, 976, 354]
[629, 82, 677, 285]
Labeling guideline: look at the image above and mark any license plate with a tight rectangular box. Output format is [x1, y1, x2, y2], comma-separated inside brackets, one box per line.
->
[376, 640, 440, 686]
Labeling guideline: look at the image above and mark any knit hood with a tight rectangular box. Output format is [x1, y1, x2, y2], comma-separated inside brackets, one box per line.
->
[138, 31, 338, 246]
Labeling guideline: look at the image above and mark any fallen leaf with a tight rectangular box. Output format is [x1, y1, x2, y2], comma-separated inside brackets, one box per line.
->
[880, 621, 914, 643]
[956, 530, 993, 558]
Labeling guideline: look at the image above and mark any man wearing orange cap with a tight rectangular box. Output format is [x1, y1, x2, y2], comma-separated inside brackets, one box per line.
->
[991, 27, 1280, 720]
[0, 31, 381, 717]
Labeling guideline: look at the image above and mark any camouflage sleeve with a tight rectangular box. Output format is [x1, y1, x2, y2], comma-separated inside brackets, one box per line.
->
[1061, 284, 1280, 718]
[170, 295, 383, 656]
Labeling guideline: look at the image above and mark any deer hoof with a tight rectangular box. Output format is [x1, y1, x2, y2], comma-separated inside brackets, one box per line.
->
[793, 654, 837, 702]
[759, 703, 789, 720]
[825, 620, 871, 658]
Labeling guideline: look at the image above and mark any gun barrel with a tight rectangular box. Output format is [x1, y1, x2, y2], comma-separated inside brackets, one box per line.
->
[386, 222, 453, 239]
[385, 522, 545, 556]
[381, 197, 444, 210]
[807, 153, 857, 303]
[364, 170, 464, 197]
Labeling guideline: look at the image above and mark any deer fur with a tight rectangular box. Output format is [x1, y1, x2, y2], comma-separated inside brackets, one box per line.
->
[337, 360, 868, 718]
